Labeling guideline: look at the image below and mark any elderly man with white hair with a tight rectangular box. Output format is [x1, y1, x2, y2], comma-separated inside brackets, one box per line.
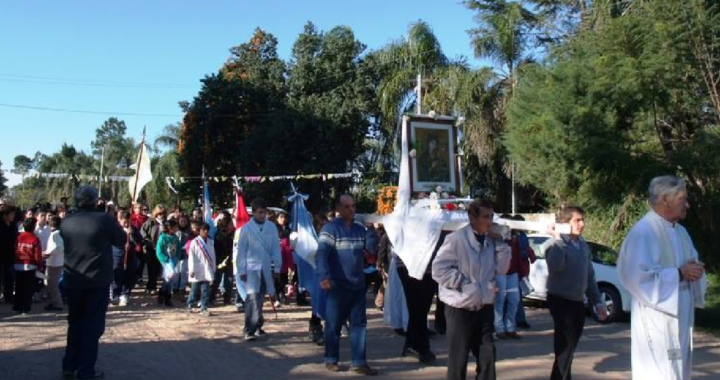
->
[618, 175, 707, 380]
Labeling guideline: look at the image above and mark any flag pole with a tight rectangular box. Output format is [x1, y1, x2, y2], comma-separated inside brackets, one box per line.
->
[132, 126, 146, 203]
[202, 164, 206, 212]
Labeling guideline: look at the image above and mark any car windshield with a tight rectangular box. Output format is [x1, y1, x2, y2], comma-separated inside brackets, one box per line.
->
[588, 242, 619, 265]
[528, 236, 549, 258]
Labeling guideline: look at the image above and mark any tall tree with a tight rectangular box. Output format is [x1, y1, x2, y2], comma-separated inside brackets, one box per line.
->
[12, 155, 33, 176]
[154, 122, 182, 152]
[463, 0, 539, 210]
[285, 22, 376, 208]
[504, 0, 720, 266]
[374, 21, 448, 132]
[91, 117, 128, 156]
[0, 160, 8, 197]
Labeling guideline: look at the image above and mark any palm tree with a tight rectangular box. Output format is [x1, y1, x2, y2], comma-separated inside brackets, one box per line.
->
[466, 0, 536, 97]
[464, 0, 537, 210]
[154, 123, 182, 152]
[375, 21, 448, 132]
[367, 21, 449, 177]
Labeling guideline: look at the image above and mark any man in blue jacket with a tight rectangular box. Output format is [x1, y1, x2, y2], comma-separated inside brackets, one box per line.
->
[316, 194, 378, 376]
[61, 186, 125, 380]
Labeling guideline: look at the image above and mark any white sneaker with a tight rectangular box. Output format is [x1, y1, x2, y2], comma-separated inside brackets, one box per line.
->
[274, 301, 281, 308]
[119, 295, 129, 306]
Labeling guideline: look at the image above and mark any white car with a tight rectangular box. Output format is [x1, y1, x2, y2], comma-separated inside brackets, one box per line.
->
[526, 234, 632, 323]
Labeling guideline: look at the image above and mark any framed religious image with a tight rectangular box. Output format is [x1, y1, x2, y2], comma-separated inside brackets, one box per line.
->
[405, 115, 460, 193]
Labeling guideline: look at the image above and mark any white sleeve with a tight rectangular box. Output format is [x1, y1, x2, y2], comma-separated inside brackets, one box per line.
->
[237, 228, 249, 276]
[188, 242, 196, 274]
[618, 225, 679, 316]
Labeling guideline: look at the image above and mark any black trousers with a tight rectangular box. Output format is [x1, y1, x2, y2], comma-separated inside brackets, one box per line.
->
[63, 287, 109, 379]
[435, 292, 446, 333]
[1, 261, 15, 302]
[145, 250, 161, 292]
[548, 294, 586, 380]
[397, 267, 436, 353]
[446, 304, 496, 380]
[13, 270, 35, 313]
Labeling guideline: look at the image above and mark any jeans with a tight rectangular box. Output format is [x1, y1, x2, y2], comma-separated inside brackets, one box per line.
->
[446, 304, 496, 380]
[173, 260, 188, 292]
[494, 273, 519, 334]
[112, 249, 138, 298]
[46, 266, 63, 308]
[244, 273, 267, 335]
[63, 287, 109, 379]
[211, 265, 233, 303]
[548, 294, 586, 380]
[234, 271, 247, 305]
[397, 267, 436, 353]
[187, 281, 210, 311]
[13, 270, 35, 313]
[516, 283, 527, 324]
[324, 285, 367, 367]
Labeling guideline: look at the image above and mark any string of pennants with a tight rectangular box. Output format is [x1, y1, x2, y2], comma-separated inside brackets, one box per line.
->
[30, 171, 359, 183]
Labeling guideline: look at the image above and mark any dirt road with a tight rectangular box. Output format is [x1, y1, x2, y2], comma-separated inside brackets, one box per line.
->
[1, 295, 719, 380]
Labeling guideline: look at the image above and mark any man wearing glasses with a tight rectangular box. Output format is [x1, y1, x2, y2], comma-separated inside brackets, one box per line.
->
[432, 200, 512, 380]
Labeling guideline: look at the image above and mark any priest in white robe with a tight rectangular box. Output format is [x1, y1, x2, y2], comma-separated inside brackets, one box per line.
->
[618, 175, 707, 380]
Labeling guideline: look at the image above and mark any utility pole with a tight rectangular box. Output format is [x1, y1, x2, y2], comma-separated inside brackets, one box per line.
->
[511, 163, 516, 214]
[416, 72, 422, 115]
[98, 146, 105, 199]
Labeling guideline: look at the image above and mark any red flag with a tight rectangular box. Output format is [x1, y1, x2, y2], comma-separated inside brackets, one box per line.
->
[235, 189, 250, 229]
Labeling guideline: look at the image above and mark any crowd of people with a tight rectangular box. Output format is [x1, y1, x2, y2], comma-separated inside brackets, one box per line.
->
[0, 174, 706, 380]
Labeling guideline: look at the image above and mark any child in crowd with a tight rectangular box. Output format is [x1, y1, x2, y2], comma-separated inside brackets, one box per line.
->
[276, 226, 295, 306]
[112, 211, 141, 306]
[34, 210, 51, 251]
[156, 219, 180, 307]
[14, 217, 43, 314]
[174, 214, 192, 301]
[187, 223, 215, 316]
[212, 217, 234, 305]
[43, 215, 64, 311]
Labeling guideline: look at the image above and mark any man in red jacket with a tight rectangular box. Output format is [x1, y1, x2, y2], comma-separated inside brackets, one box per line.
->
[14, 217, 43, 314]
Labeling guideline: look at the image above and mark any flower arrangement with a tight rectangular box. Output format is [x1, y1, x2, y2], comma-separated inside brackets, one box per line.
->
[377, 186, 398, 215]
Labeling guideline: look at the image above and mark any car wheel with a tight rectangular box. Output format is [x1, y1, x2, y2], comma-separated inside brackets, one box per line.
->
[593, 285, 623, 323]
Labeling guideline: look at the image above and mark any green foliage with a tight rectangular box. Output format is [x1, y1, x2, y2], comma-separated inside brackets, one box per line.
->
[505, 0, 720, 269]
[0, 161, 8, 197]
[179, 25, 375, 211]
[696, 272, 720, 336]
[154, 123, 181, 152]
[12, 155, 33, 175]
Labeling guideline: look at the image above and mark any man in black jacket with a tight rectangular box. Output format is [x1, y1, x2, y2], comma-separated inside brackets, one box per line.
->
[0, 205, 18, 303]
[61, 186, 125, 380]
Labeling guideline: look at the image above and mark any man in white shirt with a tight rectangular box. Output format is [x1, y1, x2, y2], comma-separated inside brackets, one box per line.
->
[43, 215, 64, 311]
[618, 175, 706, 380]
[35, 210, 51, 252]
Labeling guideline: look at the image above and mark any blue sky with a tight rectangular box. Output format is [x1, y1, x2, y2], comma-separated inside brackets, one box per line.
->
[0, 0, 486, 187]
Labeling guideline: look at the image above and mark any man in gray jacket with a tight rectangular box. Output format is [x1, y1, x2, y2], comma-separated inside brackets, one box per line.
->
[432, 200, 511, 380]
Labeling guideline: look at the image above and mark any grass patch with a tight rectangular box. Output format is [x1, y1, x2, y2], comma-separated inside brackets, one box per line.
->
[696, 272, 720, 336]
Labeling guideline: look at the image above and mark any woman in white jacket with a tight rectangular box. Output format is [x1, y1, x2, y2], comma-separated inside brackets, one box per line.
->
[187, 223, 215, 316]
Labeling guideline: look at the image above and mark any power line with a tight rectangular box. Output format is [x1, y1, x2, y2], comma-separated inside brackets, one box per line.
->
[0, 102, 180, 117]
[0, 73, 198, 88]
